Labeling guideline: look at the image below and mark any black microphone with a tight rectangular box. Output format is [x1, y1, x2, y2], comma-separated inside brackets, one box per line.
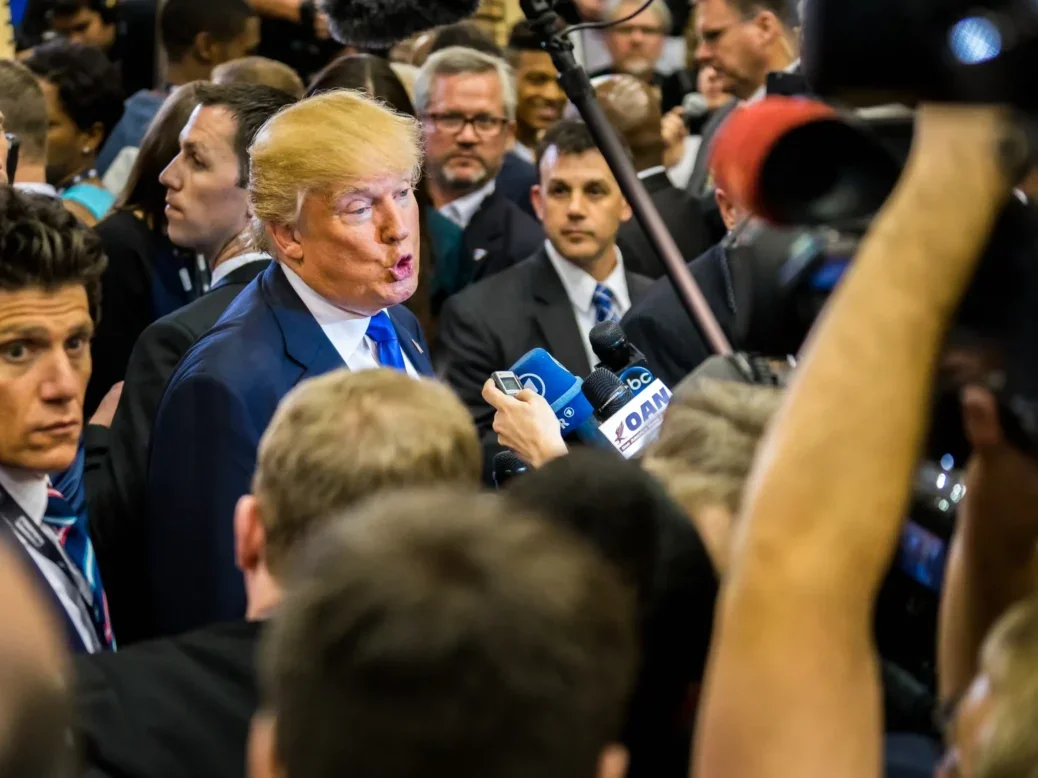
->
[493, 450, 529, 488]
[589, 321, 664, 397]
[318, 0, 480, 46]
[581, 368, 634, 422]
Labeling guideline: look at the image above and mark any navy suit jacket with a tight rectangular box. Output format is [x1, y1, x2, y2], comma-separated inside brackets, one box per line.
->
[145, 262, 434, 638]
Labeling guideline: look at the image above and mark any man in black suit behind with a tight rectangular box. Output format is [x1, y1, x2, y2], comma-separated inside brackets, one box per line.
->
[415, 46, 545, 288]
[83, 83, 296, 645]
[441, 119, 653, 449]
[76, 369, 483, 778]
[621, 144, 746, 387]
[595, 73, 712, 279]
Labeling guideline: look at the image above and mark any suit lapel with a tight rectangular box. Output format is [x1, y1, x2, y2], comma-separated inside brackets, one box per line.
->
[261, 263, 346, 382]
[531, 250, 592, 377]
[464, 192, 506, 279]
[388, 307, 434, 377]
[626, 271, 654, 307]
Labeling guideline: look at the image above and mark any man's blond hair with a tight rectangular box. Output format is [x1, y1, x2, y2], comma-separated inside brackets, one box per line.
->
[251, 369, 482, 575]
[973, 596, 1038, 778]
[248, 89, 423, 254]
[643, 379, 783, 514]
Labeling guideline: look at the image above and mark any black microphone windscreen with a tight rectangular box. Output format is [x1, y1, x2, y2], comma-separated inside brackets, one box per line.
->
[589, 321, 629, 369]
[493, 450, 528, 488]
[582, 367, 634, 418]
[318, 0, 481, 46]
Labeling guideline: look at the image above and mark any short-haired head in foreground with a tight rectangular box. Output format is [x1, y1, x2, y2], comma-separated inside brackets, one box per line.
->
[251, 488, 637, 778]
[0, 545, 72, 778]
[508, 449, 721, 778]
[643, 378, 782, 573]
[212, 56, 305, 99]
[0, 60, 48, 164]
[954, 596, 1038, 778]
[248, 368, 482, 577]
[249, 89, 424, 315]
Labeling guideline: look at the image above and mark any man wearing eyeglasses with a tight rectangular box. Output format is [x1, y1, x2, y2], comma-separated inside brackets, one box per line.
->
[590, 0, 693, 112]
[415, 46, 545, 287]
[685, 0, 799, 198]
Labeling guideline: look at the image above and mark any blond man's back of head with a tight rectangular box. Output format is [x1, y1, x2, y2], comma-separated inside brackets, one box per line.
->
[252, 368, 481, 575]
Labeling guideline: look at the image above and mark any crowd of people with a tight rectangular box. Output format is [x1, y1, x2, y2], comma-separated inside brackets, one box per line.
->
[1, 0, 1035, 777]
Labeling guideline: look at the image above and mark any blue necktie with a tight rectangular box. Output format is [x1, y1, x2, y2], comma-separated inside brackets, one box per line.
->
[365, 311, 407, 372]
[43, 487, 115, 649]
[593, 283, 621, 324]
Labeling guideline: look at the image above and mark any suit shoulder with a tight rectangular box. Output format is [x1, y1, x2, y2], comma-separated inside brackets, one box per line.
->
[166, 283, 280, 388]
[444, 254, 542, 312]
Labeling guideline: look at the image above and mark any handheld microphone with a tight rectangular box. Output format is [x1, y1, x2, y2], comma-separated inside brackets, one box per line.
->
[583, 368, 673, 459]
[709, 96, 903, 227]
[589, 321, 662, 397]
[582, 368, 635, 421]
[492, 450, 528, 488]
[318, 0, 480, 46]
[508, 348, 609, 447]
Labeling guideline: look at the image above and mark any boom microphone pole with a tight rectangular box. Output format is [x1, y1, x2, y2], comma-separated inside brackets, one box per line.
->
[519, 0, 732, 356]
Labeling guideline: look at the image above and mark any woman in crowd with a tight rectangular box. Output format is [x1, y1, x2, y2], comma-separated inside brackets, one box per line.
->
[306, 53, 468, 350]
[24, 39, 124, 225]
[85, 82, 205, 416]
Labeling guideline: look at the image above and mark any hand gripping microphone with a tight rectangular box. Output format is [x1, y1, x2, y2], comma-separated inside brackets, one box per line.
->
[581, 368, 673, 459]
[508, 348, 610, 448]
[589, 321, 664, 397]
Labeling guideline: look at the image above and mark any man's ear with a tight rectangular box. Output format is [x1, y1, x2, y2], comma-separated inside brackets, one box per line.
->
[268, 222, 305, 264]
[715, 186, 739, 231]
[234, 494, 266, 575]
[596, 744, 629, 778]
[619, 196, 633, 224]
[194, 31, 216, 64]
[530, 184, 545, 222]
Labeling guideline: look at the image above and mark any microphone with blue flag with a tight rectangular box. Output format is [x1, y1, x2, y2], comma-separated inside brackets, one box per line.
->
[508, 348, 612, 449]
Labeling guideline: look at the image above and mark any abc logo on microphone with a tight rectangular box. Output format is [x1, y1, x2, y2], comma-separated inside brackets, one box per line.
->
[620, 366, 655, 394]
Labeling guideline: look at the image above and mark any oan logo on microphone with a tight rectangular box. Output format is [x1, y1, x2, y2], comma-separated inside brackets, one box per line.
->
[600, 380, 672, 458]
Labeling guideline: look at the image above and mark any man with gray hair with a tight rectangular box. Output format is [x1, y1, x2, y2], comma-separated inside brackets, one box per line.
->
[590, 0, 693, 112]
[0, 60, 55, 196]
[415, 46, 544, 285]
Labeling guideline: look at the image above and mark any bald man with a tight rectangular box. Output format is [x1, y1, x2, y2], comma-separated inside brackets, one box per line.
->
[596, 74, 711, 279]
[0, 545, 73, 778]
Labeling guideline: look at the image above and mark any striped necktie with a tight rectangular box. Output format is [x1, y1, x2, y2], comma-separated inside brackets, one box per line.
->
[593, 283, 621, 324]
[43, 487, 115, 650]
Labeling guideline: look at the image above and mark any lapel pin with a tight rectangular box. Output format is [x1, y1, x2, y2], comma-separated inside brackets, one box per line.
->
[412, 339, 424, 355]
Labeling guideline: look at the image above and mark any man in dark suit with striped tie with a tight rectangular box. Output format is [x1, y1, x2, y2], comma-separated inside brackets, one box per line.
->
[0, 187, 114, 654]
[146, 90, 435, 638]
[440, 120, 653, 460]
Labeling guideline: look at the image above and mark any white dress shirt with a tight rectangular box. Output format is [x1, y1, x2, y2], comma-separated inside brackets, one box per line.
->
[438, 180, 496, 230]
[209, 251, 270, 288]
[0, 465, 48, 526]
[0, 465, 102, 652]
[279, 262, 418, 377]
[543, 240, 632, 370]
